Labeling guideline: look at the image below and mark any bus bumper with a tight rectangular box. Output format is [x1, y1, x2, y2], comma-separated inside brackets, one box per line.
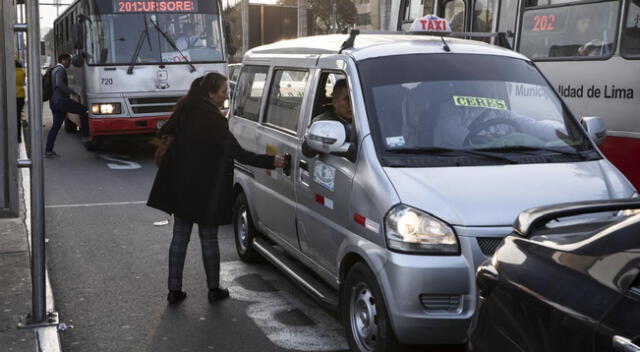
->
[89, 116, 169, 136]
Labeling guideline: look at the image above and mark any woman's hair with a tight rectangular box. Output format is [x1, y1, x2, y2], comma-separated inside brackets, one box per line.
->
[160, 72, 227, 136]
[15, 60, 23, 68]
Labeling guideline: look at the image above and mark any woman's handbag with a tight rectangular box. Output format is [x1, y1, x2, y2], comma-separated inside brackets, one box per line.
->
[154, 135, 175, 168]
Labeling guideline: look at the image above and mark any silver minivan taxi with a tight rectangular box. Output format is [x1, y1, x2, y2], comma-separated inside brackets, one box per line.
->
[228, 31, 636, 351]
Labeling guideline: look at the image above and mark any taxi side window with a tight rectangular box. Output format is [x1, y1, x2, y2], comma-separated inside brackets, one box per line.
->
[312, 72, 347, 119]
[233, 65, 269, 122]
[264, 69, 310, 133]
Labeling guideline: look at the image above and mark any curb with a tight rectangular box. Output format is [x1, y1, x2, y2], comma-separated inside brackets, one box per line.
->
[19, 128, 62, 352]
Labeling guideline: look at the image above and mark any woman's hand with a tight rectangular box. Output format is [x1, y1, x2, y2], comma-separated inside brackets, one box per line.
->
[274, 155, 287, 169]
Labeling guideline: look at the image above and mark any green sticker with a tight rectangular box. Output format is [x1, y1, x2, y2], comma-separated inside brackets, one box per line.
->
[453, 96, 507, 110]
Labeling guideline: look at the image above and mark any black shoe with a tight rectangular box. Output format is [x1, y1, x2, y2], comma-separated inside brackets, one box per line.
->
[44, 151, 60, 158]
[208, 287, 230, 302]
[167, 290, 187, 304]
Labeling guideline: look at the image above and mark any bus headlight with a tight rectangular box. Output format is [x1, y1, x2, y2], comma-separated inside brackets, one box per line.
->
[91, 103, 121, 115]
[385, 205, 459, 254]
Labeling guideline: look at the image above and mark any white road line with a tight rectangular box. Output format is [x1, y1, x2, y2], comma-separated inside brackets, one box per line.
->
[45, 201, 147, 209]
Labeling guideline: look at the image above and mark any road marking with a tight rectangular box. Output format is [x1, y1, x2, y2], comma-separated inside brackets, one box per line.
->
[45, 201, 147, 209]
[100, 154, 142, 170]
[220, 261, 347, 351]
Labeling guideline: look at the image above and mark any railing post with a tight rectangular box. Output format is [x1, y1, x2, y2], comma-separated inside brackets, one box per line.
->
[25, 0, 47, 324]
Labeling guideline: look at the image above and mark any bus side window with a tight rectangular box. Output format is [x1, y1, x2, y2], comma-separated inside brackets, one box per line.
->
[473, 0, 499, 42]
[621, 0, 640, 57]
[444, 0, 466, 33]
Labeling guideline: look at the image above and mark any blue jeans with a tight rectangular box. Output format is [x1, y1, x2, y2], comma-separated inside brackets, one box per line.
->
[168, 216, 220, 291]
[46, 98, 90, 152]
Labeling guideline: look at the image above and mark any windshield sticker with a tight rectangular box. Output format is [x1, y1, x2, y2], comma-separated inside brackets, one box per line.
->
[453, 96, 507, 110]
[386, 136, 406, 148]
[313, 161, 336, 193]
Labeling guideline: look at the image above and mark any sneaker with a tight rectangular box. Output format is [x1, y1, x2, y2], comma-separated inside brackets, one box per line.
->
[44, 151, 60, 158]
[167, 290, 187, 304]
[208, 287, 230, 302]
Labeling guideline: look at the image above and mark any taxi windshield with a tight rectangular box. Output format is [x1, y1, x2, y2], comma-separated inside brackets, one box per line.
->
[358, 54, 595, 159]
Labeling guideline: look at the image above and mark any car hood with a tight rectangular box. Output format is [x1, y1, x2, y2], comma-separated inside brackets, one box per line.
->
[383, 161, 622, 227]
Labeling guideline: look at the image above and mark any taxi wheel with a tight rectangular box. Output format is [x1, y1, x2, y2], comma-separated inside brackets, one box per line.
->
[233, 193, 262, 263]
[341, 262, 398, 352]
[64, 118, 77, 133]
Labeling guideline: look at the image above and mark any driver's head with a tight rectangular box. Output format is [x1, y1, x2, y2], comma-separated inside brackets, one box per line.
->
[182, 23, 196, 37]
[331, 79, 353, 122]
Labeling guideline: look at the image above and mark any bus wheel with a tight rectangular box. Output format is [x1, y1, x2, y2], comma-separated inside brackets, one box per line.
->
[341, 262, 398, 352]
[64, 118, 77, 133]
[233, 193, 262, 263]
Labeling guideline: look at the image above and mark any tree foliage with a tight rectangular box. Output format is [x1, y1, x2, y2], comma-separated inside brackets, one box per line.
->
[277, 0, 357, 33]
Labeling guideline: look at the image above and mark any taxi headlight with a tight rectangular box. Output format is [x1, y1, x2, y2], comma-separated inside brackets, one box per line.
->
[385, 205, 459, 254]
[91, 103, 121, 115]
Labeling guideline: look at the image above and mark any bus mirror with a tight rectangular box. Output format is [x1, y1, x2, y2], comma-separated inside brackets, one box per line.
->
[72, 23, 84, 50]
[581, 116, 606, 146]
[71, 53, 85, 68]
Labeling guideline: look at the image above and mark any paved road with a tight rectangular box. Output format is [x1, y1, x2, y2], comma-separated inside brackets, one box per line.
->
[43, 117, 465, 352]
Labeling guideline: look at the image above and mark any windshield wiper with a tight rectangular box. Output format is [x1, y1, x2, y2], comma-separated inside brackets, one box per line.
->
[387, 147, 520, 164]
[149, 17, 196, 73]
[126, 27, 150, 75]
[474, 146, 598, 160]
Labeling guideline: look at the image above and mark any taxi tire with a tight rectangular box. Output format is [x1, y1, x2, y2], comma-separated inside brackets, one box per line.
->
[233, 193, 262, 263]
[64, 118, 77, 133]
[341, 262, 399, 352]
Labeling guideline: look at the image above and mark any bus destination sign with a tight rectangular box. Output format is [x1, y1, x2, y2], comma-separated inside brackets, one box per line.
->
[114, 0, 198, 13]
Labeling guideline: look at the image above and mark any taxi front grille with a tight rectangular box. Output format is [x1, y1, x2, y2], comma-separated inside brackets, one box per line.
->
[420, 294, 462, 313]
[128, 96, 181, 114]
[477, 237, 504, 257]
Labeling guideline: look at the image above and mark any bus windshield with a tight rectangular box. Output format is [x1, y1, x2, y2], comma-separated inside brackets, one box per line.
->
[519, 1, 620, 59]
[84, 0, 223, 65]
[358, 54, 594, 156]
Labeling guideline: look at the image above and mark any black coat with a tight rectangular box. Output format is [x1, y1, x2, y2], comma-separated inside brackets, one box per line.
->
[147, 98, 274, 226]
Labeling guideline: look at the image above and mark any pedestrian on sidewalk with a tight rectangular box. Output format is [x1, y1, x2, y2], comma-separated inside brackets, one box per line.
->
[15, 59, 25, 143]
[147, 72, 287, 304]
[45, 53, 90, 158]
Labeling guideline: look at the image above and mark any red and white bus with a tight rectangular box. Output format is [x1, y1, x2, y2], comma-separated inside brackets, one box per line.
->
[393, 0, 640, 190]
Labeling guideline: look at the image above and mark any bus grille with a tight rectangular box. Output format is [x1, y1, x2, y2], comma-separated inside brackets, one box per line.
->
[128, 96, 181, 114]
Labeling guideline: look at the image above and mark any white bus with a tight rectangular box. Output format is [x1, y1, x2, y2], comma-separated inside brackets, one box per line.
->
[53, 0, 228, 147]
[392, 0, 640, 190]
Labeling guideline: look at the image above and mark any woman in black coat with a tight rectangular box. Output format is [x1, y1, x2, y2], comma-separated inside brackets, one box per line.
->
[148, 72, 286, 304]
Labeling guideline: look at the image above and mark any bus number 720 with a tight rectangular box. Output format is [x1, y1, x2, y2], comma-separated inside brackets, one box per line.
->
[101, 78, 114, 85]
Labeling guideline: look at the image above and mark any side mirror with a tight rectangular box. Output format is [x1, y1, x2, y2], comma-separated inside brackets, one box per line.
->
[304, 120, 350, 154]
[71, 53, 85, 67]
[581, 116, 606, 146]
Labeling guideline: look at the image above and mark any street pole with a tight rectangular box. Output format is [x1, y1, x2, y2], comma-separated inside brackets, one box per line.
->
[331, 0, 337, 33]
[297, 0, 307, 37]
[241, 0, 249, 54]
[26, 0, 46, 324]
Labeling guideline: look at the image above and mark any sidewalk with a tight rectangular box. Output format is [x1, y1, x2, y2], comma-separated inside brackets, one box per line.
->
[0, 119, 61, 351]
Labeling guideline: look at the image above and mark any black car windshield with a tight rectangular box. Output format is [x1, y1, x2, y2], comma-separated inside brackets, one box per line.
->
[84, 0, 224, 65]
[358, 54, 595, 159]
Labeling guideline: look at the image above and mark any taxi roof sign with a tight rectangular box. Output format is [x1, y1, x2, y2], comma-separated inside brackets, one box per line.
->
[409, 15, 452, 35]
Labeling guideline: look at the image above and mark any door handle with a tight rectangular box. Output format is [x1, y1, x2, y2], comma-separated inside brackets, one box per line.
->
[299, 159, 308, 171]
[283, 153, 292, 176]
[613, 336, 640, 352]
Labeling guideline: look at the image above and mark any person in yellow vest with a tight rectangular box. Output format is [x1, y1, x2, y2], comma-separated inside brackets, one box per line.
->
[15, 59, 25, 143]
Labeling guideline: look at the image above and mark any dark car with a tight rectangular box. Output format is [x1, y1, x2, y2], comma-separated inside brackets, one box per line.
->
[469, 198, 640, 352]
